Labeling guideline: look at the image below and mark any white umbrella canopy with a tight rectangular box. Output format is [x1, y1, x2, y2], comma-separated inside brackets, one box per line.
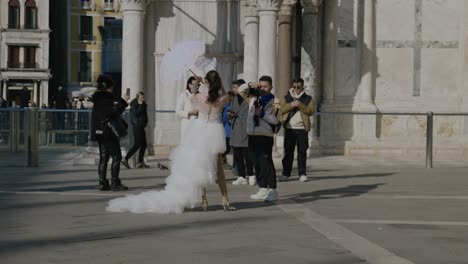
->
[159, 40, 206, 85]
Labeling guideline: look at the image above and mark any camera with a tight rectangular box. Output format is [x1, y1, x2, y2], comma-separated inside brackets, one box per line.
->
[247, 87, 261, 97]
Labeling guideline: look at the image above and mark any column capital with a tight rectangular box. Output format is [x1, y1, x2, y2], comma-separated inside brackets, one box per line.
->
[119, 0, 149, 12]
[301, 0, 322, 14]
[242, 0, 258, 17]
[279, 0, 297, 16]
[257, 0, 280, 12]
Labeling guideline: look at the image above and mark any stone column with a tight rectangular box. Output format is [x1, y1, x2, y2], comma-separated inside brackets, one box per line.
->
[322, 0, 336, 106]
[350, 0, 378, 145]
[257, 0, 279, 88]
[33, 81, 38, 106]
[41, 80, 49, 108]
[2, 80, 7, 100]
[300, 0, 321, 99]
[355, 0, 377, 111]
[242, 0, 259, 83]
[121, 0, 146, 99]
[19, 47, 24, 68]
[319, 0, 337, 152]
[20, 0, 25, 29]
[276, 0, 295, 99]
[301, 0, 323, 156]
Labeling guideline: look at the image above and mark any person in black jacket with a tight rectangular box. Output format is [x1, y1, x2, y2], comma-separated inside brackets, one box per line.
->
[90, 75, 129, 191]
[122, 91, 149, 169]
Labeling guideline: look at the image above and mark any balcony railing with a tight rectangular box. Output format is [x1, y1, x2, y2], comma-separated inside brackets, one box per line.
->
[8, 24, 20, 29]
[24, 63, 39, 69]
[81, 1, 95, 10]
[79, 34, 96, 42]
[24, 23, 38, 30]
[103, 2, 114, 10]
[7, 62, 21, 69]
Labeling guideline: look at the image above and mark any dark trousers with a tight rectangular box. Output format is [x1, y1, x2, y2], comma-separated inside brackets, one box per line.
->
[248, 135, 276, 189]
[125, 126, 147, 163]
[282, 129, 309, 177]
[222, 137, 231, 162]
[98, 137, 122, 181]
[233, 146, 254, 178]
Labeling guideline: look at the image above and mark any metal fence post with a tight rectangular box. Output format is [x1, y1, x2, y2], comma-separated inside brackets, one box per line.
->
[9, 109, 19, 152]
[426, 111, 433, 168]
[27, 108, 39, 167]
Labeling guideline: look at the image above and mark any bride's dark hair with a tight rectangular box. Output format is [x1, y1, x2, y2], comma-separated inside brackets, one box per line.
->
[205, 70, 223, 104]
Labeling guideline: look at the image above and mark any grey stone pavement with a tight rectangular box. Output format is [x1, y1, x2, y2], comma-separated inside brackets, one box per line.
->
[1, 146, 468, 264]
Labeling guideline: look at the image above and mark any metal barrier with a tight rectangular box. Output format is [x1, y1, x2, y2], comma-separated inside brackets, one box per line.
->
[1, 108, 466, 168]
[313, 111, 468, 169]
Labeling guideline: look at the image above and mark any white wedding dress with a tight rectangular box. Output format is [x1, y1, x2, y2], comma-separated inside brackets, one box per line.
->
[106, 111, 226, 214]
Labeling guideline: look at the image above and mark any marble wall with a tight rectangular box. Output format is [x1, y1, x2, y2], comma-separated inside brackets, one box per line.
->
[324, 0, 468, 159]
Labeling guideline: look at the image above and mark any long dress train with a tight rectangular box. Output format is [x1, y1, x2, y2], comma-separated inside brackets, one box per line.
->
[106, 112, 226, 214]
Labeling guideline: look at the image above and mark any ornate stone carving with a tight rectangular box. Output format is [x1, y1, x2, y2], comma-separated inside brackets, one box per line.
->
[257, 0, 280, 11]
[301, 0, 322, 14]
[278, 0, 297, 16]
[242, 0, 258, 17]
[119, 0, 149, 11]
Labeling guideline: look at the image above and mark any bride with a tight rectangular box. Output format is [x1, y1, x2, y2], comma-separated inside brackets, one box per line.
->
[107, 70, 236, 214]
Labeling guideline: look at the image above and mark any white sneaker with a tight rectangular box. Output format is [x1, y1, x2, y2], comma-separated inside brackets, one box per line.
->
[279, 175, 289, 182]
[264, 189, 278, 202]
[250, 188, 269, 200]
[299, 175, 308, 182]
[232, 177, 248, 185]
[248, 175, 257, 186]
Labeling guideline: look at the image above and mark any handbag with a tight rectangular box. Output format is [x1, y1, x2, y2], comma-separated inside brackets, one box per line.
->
[107, 117, 128, 138]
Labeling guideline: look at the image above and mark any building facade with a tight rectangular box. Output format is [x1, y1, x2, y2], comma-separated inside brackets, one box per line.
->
[0, 0, 50, 107]
[114, 0, 468, 159]
[68, 0, 122, 96]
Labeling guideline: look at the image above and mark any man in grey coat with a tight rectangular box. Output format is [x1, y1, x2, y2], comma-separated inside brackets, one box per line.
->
[229, 79, 256, 186]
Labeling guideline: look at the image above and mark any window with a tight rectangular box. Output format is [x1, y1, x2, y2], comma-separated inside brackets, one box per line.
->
[8, 46, 20, 68]
[25, 0, 38, 29]
[80, 16, 94, 41]
[79, 52, 92, 82]
[104, 0, 114, 9]
[24, 47, 37, 68]
[8, 0, 20, 29]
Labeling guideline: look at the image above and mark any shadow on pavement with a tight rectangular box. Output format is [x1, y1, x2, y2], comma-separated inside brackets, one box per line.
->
[0, 215, 270, 255]
[282, 183, 385, 204]
[309, 172, 395, 181]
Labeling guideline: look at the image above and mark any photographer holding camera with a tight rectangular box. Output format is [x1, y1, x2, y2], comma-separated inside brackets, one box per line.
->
[238, 76, 280, 202]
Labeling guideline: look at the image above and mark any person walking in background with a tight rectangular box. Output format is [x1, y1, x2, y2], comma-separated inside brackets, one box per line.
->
[229, 79, 256, 186]
[20, 87, 30, 108]
[52, 86, 71, 130]
[176, 76, 199, 138]
[279, 78, 315, 182]
[122, 91, 150, 169]
[0, 96, 6, 108]
[90, 75, 129, 191]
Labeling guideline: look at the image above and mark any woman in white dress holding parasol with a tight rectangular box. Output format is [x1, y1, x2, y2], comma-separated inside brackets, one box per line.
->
[107, 70, 236, 213]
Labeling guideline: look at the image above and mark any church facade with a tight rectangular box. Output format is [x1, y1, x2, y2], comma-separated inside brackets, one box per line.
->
[120, 0, 468, 160]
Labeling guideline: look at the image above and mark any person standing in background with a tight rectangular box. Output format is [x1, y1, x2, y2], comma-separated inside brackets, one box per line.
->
[176, 76, 200, 138]
[122, 91, 150, 169]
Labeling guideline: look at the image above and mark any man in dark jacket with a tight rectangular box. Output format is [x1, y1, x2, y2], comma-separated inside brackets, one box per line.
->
[122, 91, 149, 169]
[90, 75, 129, 191]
